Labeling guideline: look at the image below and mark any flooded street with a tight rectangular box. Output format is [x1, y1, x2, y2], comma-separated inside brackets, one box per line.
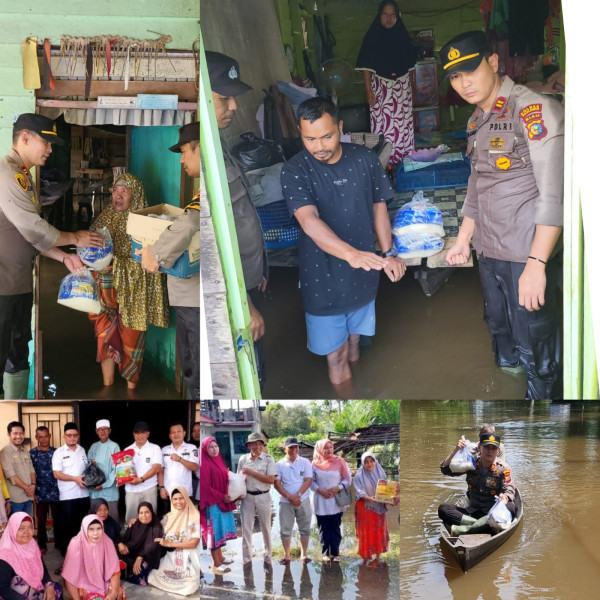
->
[400, 400, 600, 599]
[261, 267, 526, 400]
[200, 489, 399, 599]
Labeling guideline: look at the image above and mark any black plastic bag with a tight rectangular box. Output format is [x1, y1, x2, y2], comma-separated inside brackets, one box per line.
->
[231, 132, 285, 172]
[82, 462, 106, 487]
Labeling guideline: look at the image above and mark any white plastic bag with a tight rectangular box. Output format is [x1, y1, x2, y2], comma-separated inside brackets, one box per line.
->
[487, 496, 512, 531]
[392, 191, 445, 238]
[228, 471, 246, 501]
[57, 267, 101, 314]
[449, 436, 476, 474]
[76, 226, 114, 270]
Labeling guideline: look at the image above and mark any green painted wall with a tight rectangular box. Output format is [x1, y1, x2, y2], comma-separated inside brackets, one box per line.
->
[129, 125, 182, 383]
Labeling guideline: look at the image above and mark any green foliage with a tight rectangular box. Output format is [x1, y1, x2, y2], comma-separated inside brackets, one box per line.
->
[261, 402, 317, 439]
[266, 432, 322, 461]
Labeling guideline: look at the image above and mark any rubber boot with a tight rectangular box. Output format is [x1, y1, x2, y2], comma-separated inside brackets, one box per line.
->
[451, 515, 489, 536]
[3, 369, 30, 399]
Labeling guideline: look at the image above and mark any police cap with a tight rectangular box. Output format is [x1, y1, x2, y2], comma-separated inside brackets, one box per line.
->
[479, 433, 501, 447]
[14, 113, 65, 145]
[440, 31, 492, 77]
[206, 51, 252, 97]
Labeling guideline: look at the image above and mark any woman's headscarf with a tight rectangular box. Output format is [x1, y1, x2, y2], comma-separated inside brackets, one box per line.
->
[0, 513, 43, 590]
[91, 172, 169, 331]
[312, 439, 351, 480]
[123, 501, 163, 569]
[355, 1, 417, 80]
[199, 436, 236, 512]
[89, 498, 120, 545]
[353, 452, 388, 514]
[61, 515, 121, 596]
[163, 487, 200, 541]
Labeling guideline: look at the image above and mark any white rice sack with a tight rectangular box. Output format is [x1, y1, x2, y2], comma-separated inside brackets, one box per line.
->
[392, 223, 446, 238]
[394, 233, 444, 258]
[57, 268, 101, 314]
[77, 226, 114, 270]
[228, 471, 246, 500]
[449, 437, 476, 473]
[487, 496, 512, 531]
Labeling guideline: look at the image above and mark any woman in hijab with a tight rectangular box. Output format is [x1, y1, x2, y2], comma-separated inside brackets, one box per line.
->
[62, 515, 123, 600]
[355, 1, 417, 164]
[311, 439, 352, 562]
[353, 452, 398, 565]
[117, 502, 163, 586]
[147, 488, 201, 596]
[198, 436, 237, 574]
[89, 498, 120, 547]
[0, 512, 62, 600]
[88, 173, 169, 390]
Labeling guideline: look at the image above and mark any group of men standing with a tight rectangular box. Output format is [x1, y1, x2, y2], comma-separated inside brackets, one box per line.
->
[0, 419, 199, 556]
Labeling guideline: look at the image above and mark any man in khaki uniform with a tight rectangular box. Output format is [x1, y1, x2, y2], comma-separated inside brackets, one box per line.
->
[0, 113, 103, 398]
[137, 122, 200, 400]
[0, 421, 36, 515]
[237, 432, 277, 565]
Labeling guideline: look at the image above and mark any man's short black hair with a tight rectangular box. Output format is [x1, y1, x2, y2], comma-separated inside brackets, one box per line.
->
[35, 425, 50, 434]
[7, 421, 25, 434]
[169, 421, 186, 432]
[296, 97, 340, 125]
[64, 421, 78, 433]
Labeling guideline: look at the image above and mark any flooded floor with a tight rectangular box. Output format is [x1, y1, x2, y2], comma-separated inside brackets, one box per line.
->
[38, 256, 179, 399]
[400, 400, 600, 599]
[261, 266, 527, 399]
[200, 490, 400, 600]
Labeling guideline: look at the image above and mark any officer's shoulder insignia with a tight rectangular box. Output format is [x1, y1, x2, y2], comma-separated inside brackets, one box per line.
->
[15, 173, 28, 191]
[468, 121, 477, 130]
[20, 165, 30, 177]
[502, 468, 512, 483]
[519, 103, 548, 141]
[185, 198, 200, 211]
[492, 96, 507, 112]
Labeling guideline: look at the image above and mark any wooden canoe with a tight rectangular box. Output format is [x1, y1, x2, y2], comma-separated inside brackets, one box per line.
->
[439, 488, 523, 571]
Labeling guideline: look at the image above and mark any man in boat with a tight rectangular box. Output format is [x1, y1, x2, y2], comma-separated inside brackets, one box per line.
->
[438, 432, 515, 536]
[479, 423, 505, 461]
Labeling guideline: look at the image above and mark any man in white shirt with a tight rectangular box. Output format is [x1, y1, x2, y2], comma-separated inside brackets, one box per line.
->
[51, 422, 90, 556]
[124, 421, 163, 522]
[274, 437, 313, 564]
[157, 422, 199, 516]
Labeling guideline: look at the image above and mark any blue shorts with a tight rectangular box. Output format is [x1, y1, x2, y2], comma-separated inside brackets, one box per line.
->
[305, 300, 376, 356]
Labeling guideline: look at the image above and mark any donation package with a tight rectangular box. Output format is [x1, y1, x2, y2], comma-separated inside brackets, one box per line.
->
[392, 191, 445, 258]
[449, 435, 476, 474]
[111, 449, 137, 486]
[228, 471, 247, 501]
[57, 267, 101, 314]
[487, 496, 513, 531]
[76, 226, 114, 270]
[374, 479, 400, 504]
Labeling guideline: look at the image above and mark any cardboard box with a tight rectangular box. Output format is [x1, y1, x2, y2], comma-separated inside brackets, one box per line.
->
[374, 479, 400, 504]
[127, 204, 199, 278]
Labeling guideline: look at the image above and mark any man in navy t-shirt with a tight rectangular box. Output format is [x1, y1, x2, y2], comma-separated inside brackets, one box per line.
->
[281, 97, 406, 390]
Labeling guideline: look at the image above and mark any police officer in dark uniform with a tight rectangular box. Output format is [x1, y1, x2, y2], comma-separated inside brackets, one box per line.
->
[441, 31, 564, 400]
[438, 432, 516, 536]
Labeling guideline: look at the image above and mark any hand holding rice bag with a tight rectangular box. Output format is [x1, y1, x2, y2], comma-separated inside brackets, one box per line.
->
[450, 436, 476, 474]
[76, 226, 114, 270]
[112, 449, 137, 486]
[228, 471, 246, 501]
[487, 495, 512, 531]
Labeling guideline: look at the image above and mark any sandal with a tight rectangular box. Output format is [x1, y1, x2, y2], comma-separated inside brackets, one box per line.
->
[211, 565, 231, 574]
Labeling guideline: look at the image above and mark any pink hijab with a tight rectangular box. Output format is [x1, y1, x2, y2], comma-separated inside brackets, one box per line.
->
[199, 436, 236, 513]
[312, 439, 351, 479]
[0, 513, 43, 589]
[62, 515, 121, 596]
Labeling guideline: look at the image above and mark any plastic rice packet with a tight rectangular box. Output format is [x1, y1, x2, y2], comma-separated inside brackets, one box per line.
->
[487, 495, 512, 531]
[393, 233, 444, 258]
[77, 226, 114, 270]
[392, 191, 445, 237]
[56, 267, 101, 314]
[449, 436, 476, 474]
[112, 449, 137, 486]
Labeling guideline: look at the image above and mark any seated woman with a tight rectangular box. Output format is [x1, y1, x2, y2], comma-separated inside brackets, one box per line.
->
[117, 502, 163, 586]
[353, 452, 398, 566]
[0, 512, 62, 600]
[88, 173, 169, 390]
[89, 498, 120, 547]
[62, 515, 124, 600]
[147, 488, 201, 596]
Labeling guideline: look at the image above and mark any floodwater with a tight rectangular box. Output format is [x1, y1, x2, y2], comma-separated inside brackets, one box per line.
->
[38, 256, 179, 399]
[399, 400, 600, 600]
[200, 488, 400, 600]
[261, 266, 527, 400]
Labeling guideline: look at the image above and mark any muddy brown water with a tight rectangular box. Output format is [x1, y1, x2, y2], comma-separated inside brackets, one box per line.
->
[400, 400, 600, 600]
[261, 266, 527, 400]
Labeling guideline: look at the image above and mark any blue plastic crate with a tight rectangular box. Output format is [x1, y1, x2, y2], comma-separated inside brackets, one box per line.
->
[256, 200, 300, 250]
[395, 156, 471, 191]
[131, 239, 199, 278]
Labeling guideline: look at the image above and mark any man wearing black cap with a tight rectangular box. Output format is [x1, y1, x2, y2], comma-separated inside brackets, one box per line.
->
[137, 121, 200, 400]
[205, 50, 268, 391]
[0, 113, 104, 399]
[438, 431, 516, 536]
[123, 421, 163, 521]
[441, 31, 564, 400]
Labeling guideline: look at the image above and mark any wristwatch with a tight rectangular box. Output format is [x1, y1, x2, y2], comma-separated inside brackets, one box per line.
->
[380, 247, 398, 258]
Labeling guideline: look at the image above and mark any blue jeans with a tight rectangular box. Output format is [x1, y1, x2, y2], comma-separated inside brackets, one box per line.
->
[10, 499, 33, 516]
